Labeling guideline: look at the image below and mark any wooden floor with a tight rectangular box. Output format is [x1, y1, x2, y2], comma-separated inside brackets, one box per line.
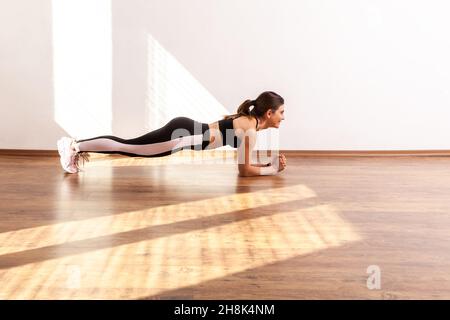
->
[1, 151, 450, 299]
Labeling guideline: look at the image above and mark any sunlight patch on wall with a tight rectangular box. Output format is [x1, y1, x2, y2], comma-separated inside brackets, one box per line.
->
[52, 0, 112, 138]
[146, 33, 233, 149]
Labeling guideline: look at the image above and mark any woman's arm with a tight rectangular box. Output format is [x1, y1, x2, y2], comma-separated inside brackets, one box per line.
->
[237, 131, 282, 177]
[252, 163, 271, 167]
[250, 150, 271, 167]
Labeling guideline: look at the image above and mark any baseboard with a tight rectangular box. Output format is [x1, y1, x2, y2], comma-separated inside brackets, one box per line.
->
[280, 150, 450, 157]
[1, 149, 450, 157]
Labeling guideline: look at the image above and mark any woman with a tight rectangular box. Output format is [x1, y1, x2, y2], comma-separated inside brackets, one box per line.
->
[57, 91, 287, 176]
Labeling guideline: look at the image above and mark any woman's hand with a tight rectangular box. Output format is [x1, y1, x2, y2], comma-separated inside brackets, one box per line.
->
[278, 153, 287, 172]
[269, 153, 286, 172]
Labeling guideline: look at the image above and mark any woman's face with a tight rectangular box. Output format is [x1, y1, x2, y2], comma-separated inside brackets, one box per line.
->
[268, 105, 285, 128]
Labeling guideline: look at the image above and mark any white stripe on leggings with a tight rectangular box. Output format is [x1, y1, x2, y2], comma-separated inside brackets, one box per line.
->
[78, 134, 205, 156]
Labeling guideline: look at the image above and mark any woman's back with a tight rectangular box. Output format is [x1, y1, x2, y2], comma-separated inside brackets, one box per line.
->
[207, 115, 258, 148]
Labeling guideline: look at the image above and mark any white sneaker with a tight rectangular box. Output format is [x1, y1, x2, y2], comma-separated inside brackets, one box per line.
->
[57, 137, 78, 173]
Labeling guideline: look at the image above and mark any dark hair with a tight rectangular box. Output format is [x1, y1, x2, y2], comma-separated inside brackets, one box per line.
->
[223, 91, 284, 120]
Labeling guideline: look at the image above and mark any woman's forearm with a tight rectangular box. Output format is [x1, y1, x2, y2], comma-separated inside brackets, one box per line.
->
[239, 164, 278, 177]
[251, 162, 271, 167]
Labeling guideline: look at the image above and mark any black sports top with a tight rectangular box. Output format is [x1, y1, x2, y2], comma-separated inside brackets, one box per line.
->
[217, 115, 258, 148]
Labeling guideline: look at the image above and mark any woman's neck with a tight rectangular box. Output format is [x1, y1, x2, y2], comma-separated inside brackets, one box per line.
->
[254, 116, 269, 131]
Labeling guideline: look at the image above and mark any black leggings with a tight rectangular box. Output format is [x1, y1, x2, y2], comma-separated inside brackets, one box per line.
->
[76, 117, 211, 158]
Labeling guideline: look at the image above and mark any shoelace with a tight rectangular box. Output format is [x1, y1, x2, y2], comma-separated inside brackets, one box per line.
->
[73, 152, 90, 171]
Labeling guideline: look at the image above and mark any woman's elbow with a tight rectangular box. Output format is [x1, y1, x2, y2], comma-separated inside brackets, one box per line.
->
[238, 169, 249, 177]
[238, 165, 251, 177]
[238, 165, 259, 177]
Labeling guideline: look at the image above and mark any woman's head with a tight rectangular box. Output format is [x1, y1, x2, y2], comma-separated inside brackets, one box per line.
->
[224, 91, 285, 128]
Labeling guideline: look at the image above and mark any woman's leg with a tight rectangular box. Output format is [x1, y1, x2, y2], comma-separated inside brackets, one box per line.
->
[75, 117, 210, 158]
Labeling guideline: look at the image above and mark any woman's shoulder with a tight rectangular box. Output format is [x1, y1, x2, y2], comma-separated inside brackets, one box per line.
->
[233, 115, 256, 131]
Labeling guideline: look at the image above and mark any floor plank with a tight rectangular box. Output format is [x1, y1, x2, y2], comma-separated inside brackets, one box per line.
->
[0, 152, 449, 299]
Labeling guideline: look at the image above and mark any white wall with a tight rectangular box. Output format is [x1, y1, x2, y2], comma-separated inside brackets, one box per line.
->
[1, 0, 449, 150]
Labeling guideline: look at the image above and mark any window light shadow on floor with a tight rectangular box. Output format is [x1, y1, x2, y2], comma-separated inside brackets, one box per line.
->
[0, 184, 361, 299]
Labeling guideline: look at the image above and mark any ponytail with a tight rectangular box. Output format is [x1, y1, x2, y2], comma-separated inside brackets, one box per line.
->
[223, 99, 254, 120]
